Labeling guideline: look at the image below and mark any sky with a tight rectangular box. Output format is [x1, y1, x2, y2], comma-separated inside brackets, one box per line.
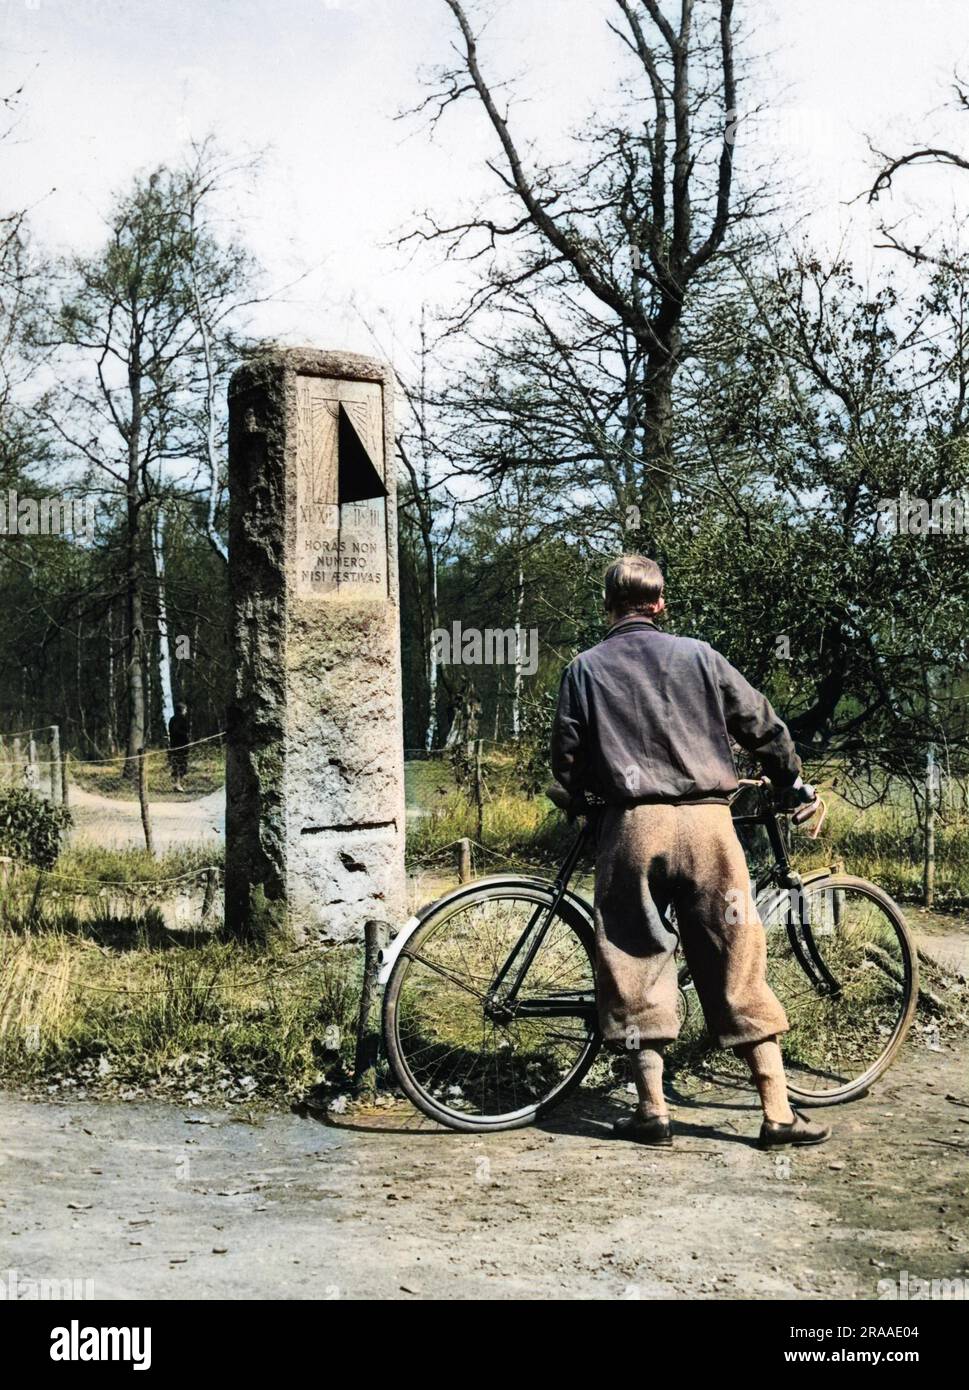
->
[3, 0, 969, 367]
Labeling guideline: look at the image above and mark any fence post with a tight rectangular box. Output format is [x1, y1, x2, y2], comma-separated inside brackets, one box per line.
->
[457, 837, 472, 883]
[49, 725, 62, 806]
[0, 854, 17, 924]
[354, 919, 391, 1097]
[137, 748, 154, 856]
[24, 737, 39, 793]
[923, 746, 937, 909]
[61, 750, 70, 807]
[201, 867, 218, 922]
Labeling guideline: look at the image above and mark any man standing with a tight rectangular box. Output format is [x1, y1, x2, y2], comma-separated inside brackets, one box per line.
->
[168, 702, 190, 793]
[551, 555, 830, 1149]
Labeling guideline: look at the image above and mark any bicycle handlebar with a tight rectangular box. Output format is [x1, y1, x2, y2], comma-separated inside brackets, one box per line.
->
[731, 777, 826, 837]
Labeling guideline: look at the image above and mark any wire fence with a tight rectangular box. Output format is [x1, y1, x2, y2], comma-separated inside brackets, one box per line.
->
[0, 722, 563, 950]
[0, 724, 227, 857]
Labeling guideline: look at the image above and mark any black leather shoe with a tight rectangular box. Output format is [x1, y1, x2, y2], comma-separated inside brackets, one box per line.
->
[759, 1109, 831, 1149]
[611, 1113, 673, 1146]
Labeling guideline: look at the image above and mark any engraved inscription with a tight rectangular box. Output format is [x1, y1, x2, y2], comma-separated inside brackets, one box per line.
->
[295, 377, 387, 598]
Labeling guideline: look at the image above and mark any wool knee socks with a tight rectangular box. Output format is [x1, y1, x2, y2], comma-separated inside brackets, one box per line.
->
[736, 1037, 795, 1124]
[629, 1044, 668, 1119]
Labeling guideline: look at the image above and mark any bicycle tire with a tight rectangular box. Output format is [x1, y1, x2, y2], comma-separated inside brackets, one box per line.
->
[383, 878, 601, 1132]
[761, 873, 919, 1106]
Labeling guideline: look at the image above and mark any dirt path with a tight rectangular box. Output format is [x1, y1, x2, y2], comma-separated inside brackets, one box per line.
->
[3, 1041, 967, 1301]
[66, 785, 225, 851]
[909, 907, 969, 982]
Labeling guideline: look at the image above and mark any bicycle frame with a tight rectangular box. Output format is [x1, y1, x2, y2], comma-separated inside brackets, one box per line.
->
[733, 794, 842, 996]
[382, 782, 913, 1123]
[374, 832, 596, 989]
[378, 787, 837, 1008]
[483, 823, 593, 1022]
[490, 786, 841, 1015]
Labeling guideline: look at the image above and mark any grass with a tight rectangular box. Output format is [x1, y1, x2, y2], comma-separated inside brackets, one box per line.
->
[1, 751, 967, 1105]
[6, 845, 225, 933]
[407, 753, 969, 908]
[786, 789, 969, 909]
[68, 745, 225, 801]
[0, 909, 361, 1101]
[51, 843, 222, 887]
[406, 789, 573, 869]
[405, 749, 576, 868]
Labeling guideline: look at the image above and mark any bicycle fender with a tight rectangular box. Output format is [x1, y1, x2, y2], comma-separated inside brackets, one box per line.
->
[376, 915, 422, 985]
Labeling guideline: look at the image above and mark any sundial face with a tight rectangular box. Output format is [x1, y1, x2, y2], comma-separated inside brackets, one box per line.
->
[295, 375, 388, 599]
[296, 385, 340, 506]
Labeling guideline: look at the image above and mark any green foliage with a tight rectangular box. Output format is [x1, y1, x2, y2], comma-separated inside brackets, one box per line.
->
[7, 145, 252, 755]
[56, 843, 220, 886]
[0, 790, 71, 868]
[511, 685, 561, 794]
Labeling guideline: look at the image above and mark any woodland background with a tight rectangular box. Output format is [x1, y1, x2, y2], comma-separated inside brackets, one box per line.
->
[2, 1, 969, 890]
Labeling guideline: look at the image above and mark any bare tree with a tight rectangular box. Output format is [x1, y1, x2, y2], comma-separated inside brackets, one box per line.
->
[36, 153, 260, 776]
[869, 77, 969, 269]
[0, 79, 41, 455]
[394, 314, 461, 749]
[407, 0, 758, 539]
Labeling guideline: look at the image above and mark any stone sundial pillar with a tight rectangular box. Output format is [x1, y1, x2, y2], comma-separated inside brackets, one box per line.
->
[225, 348, 406, 941]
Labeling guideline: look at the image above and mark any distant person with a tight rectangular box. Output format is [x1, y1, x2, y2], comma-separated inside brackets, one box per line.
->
[168, 702, 190, 792]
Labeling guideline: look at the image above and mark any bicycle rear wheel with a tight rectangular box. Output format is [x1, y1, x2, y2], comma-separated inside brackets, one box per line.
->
[675, 874, 917, 1105]
[759, 873, 918, 1105]
[383, 882, 600, 1132]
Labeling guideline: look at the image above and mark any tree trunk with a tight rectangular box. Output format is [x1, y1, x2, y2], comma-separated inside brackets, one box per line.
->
[638, 314, 682, 546]
[474, 738, 484, 843]
[152, 505, 175, 735]
[923, 746, 937, 909]
[137, 746, 154, 856]
[424, 549, 439, 751]
[189, 223, 229, 563]
[105, 604, 114, 751]
[511, 564, 525, 740]
[125, 576, 146, 767]
[124, 364, 147, 775]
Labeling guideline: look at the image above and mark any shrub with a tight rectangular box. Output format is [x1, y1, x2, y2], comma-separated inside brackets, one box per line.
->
[0, 790, 72, 869]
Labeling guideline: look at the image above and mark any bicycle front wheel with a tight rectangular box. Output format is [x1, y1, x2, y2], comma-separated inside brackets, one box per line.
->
[758, 873, 918, 1105]
[383, 882, 600, 1132]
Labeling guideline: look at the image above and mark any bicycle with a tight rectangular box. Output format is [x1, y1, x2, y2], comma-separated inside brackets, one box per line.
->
[380, 780, 918, 1132]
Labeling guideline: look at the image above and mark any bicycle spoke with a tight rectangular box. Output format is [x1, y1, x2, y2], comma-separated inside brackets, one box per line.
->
[390, 888, 597, 1123]
[677, 877, 915, 1102]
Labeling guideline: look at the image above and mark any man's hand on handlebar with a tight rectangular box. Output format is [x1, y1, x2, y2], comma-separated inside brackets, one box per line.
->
[774, 776, 820, 823]
[545, 782, 604, 821]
